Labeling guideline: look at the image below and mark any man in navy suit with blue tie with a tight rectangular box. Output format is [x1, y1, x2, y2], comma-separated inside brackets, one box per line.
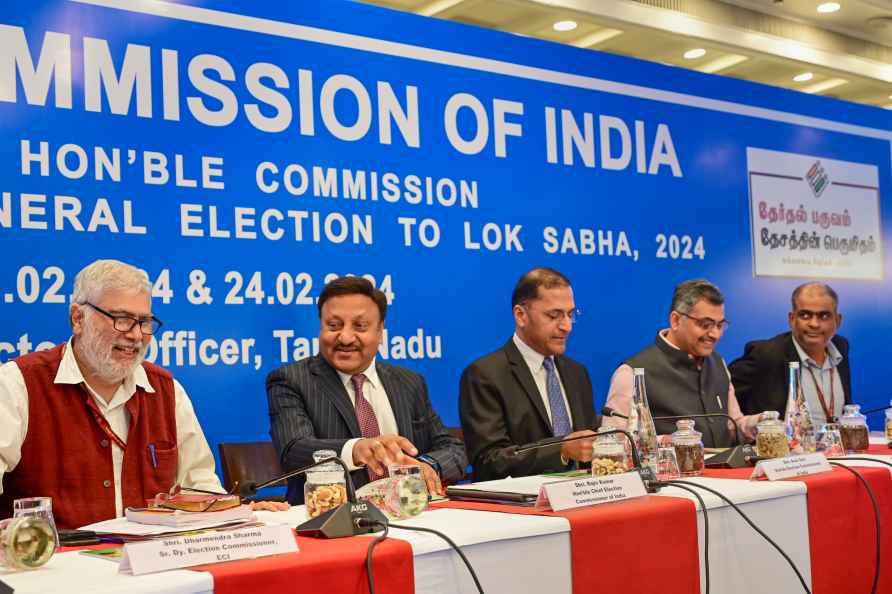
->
[267, 276, 466, 504]
[459, 268, 599, 481]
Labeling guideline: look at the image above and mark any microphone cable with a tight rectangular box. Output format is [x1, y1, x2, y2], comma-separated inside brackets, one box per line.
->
[363, 520, 390, 594]
[830, 456, 892, 470]
[826, 462, 881, 594]
[361, 520, 486, 594]
[662, 479, 812, 594]
[662, 482, 711, 594]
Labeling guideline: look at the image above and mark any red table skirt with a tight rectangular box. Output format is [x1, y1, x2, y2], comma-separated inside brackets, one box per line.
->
[434, 494, 700, 594]
[191, 532, 415, 594]
[705, 457, 892, 594]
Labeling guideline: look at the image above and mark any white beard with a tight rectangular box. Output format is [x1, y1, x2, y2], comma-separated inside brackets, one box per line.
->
[77, 317, 147, 384]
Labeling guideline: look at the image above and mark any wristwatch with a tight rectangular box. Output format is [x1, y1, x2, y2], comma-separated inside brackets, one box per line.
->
[416, 454, 442, 476]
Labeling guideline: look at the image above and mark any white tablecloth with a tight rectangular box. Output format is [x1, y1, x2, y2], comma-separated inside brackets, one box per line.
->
[655, 476, 811, 594]
[0, 551, 213, 594]
[2, 479, 815, 594]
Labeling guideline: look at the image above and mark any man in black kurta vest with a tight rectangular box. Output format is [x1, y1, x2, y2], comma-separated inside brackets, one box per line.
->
[602, 279, 765, 448]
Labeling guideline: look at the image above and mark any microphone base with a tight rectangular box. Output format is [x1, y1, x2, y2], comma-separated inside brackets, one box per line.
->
[639, 466, 661, 493]
[296, 501, 389, 539]
[705, 444, 757, 469]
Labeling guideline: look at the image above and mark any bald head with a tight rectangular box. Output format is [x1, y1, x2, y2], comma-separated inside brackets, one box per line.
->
[791, 283, 838, 312]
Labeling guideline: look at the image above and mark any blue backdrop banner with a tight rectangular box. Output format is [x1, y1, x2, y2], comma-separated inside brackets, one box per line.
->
[1, 0, 890, 460]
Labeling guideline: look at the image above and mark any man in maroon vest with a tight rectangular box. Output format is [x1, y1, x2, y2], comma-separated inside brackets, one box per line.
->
[0, 259, 226, 529]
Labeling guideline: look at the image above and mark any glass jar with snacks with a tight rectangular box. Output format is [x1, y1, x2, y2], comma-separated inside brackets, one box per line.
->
[0, 516, 55, 570]
[839, 404, 869, 454]
[755, 411, 789, 459]
[591, 426, 628, 475]
[304, 449, 348, 519]
[671, 419, 704, 477]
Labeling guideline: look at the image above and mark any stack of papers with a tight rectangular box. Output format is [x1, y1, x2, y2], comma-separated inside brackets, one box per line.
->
[80, 509, 258, 541]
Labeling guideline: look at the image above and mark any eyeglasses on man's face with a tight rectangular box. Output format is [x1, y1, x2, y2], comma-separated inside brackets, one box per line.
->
[794, 309, 836, 322]
[677, 311, 730, 332]
[524, 303, 581, 324]
[85, 302, 163, 335]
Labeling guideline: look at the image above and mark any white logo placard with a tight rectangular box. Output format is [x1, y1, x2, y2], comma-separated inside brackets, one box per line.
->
[119, 525, 298, 575]
[752, 453, 832, 481]
[538, 472, 647, 512]
[746, 147, 882, 281]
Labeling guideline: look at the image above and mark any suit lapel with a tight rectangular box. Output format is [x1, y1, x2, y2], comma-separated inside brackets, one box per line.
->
[377, 363, 412, 437]
[504, 340, 551, 430]
[310, 356, 361, 437]
[783, 333, 801, 364]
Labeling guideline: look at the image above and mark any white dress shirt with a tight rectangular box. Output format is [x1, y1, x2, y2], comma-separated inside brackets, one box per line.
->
[336, 359, 399, 471]
[791, 338, 845, 426]
[0, 339, 222, 518]
[512, 334, 574, 428]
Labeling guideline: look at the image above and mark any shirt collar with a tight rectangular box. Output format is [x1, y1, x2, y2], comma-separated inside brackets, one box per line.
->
[513, 333, 549, 372]
[336, 359, 380, 390]
[658, 329, 706, 368]
[791, 336, 843, 369]
[54, 337, 155, 395]
[658, 329, 681, 351]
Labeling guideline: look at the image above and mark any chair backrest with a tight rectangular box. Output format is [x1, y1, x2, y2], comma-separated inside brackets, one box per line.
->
[218, 441, 283, 493]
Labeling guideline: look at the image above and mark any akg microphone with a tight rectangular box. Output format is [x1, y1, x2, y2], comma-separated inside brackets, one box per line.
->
[242, 452, 387, 539]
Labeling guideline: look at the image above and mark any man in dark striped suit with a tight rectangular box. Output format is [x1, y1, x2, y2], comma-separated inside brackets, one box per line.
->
[267, 276, 466, 504]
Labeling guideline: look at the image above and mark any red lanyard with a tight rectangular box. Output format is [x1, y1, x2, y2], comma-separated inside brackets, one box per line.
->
[81, 386, 128, 450]
[63, 342, 128, 450]
[805, 365, 836, 423]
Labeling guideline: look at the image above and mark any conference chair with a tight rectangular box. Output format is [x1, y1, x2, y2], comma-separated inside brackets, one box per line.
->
[218, 441, 286, 501]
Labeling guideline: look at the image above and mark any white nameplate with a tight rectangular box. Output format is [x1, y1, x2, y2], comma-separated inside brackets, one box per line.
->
[753, 453, 832, 481]
[538, 472, 647, 512]
[119, 525, 298, 575]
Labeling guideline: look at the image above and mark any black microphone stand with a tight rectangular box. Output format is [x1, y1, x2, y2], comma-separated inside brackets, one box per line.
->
[514, 429, 661, 492]
[858, 404, 890, 416]
[241, 455, 387, 539]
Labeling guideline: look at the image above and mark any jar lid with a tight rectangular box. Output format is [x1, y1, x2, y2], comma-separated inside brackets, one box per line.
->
[671, 419, 702, 445]
[309, 449, 344, 475]
[594, 426, 623, 446]
[757, 410, 784, 431]
[839, 404, 867, 426]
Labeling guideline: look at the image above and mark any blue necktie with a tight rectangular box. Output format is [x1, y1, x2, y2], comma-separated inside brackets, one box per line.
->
[542, 357, 571, 436]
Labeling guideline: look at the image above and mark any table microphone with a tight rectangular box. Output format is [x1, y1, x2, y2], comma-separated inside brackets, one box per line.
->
[652, 413, 756, 469]
[856, 403, 890, 416]
[240, 454, 387, 539]
[601, 406, 628, 420]
[513, 429, 661, 493]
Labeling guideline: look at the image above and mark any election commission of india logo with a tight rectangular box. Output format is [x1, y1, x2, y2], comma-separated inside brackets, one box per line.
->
[805, 160, 829, 198]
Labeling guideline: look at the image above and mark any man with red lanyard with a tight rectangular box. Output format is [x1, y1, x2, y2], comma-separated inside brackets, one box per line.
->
[0, 259, 284, 529]
[730, 283, 852, 424]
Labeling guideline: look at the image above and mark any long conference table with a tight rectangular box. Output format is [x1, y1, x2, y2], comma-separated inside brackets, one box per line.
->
[4, 440, 892, 594]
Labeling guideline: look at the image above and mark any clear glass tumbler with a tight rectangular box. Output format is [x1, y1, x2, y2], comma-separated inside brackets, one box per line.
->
[656, 447, 681, 481]
[13, 497, 58, 550]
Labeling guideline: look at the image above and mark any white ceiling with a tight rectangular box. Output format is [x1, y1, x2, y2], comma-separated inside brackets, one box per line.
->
[357, 0, 892, 109]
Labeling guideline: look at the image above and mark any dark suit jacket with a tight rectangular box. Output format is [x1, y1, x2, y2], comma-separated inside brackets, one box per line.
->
[267, 355, 467, 503]
[729, 332, 852, 418]
[459, 339, 598, 481]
